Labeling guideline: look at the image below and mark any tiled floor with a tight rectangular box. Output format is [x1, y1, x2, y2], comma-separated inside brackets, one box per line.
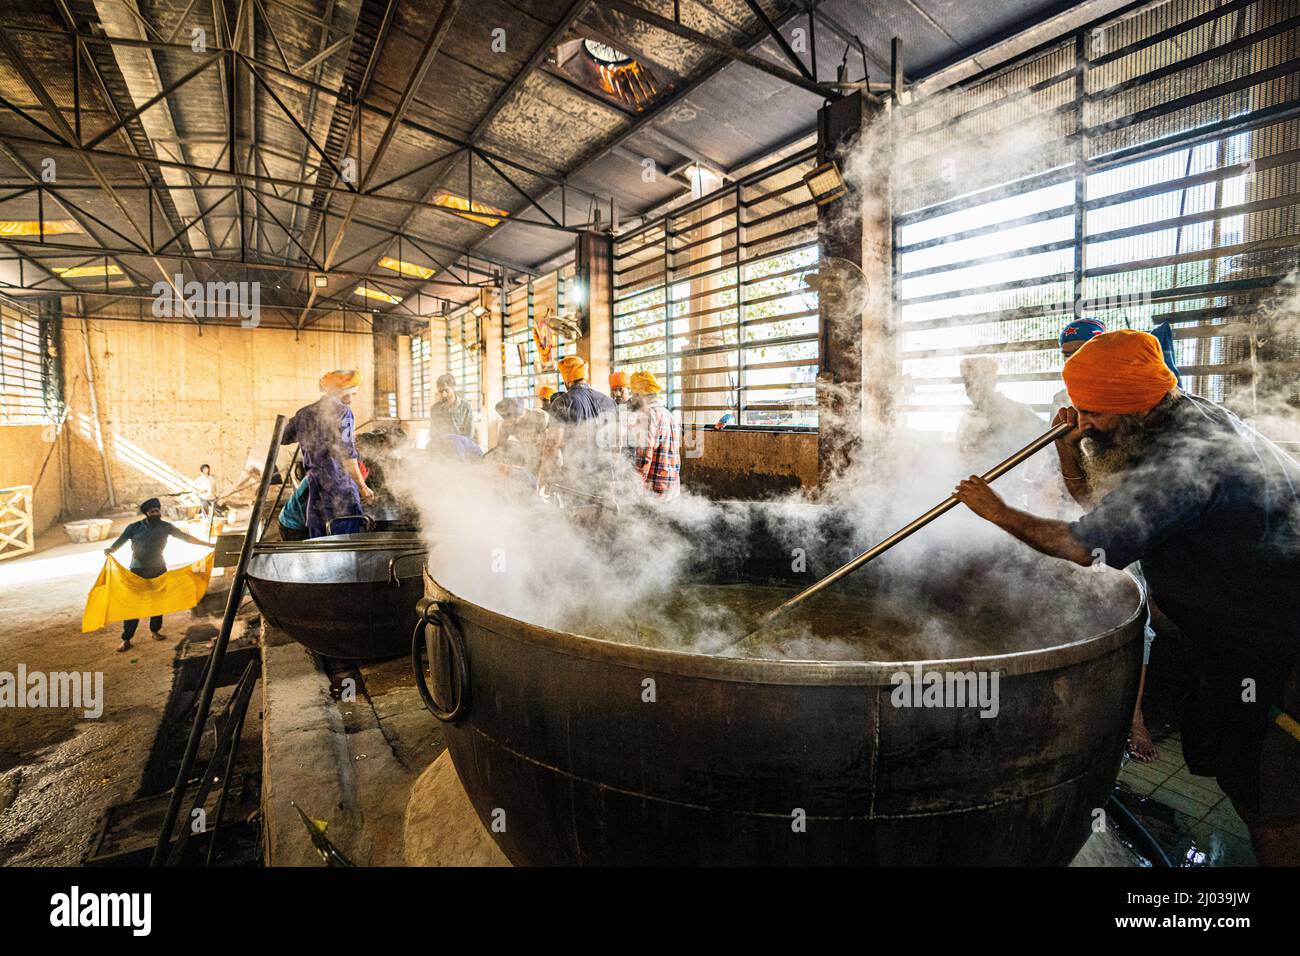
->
[1116, 732, 1257, 866]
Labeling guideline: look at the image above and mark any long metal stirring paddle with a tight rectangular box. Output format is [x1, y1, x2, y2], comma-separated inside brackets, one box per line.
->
[730, 421, 1073, 648]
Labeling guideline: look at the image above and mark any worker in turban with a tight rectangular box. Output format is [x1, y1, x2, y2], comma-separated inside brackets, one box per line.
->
[538, 354, 618, 505]
[626, 371, 679, 500]
[608, 371, 631, 406]
[98, 498, 211, 651]
[281, 369, 373, 538]
[956, 355, 1043, 464]
[952, 329, 1300, 864]
[538, 384, 558, 413]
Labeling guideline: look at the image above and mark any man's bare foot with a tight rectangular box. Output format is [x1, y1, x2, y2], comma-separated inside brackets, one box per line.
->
[1127, 713, 1158, 762]
[116, 641, 131, 653]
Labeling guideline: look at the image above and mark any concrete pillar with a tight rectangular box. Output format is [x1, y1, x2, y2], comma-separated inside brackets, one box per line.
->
[815, 91, 894, 484]
[372, 316, 399, 419]
[575, 231, 613, 390]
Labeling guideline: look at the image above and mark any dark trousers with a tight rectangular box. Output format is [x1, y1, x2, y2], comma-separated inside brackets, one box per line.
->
[122, 616, 163, 640]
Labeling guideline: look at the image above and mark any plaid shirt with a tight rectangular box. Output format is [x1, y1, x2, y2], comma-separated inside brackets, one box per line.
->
[632, 400, 680, 499]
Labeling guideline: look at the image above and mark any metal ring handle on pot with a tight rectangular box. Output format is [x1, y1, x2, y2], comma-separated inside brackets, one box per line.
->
[324, 513, 374, 536]
[387, 549, 428, 586]
[411, 598, 470, 723]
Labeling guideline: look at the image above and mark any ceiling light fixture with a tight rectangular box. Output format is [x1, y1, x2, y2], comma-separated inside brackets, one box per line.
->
[0, 220, 81, 237]
[52, 264, 123, 278]
[803, 160, 848, 205]
[378, 256, 435, 280]
[354, 285, 402, 304]
[434, 192, 508, 227]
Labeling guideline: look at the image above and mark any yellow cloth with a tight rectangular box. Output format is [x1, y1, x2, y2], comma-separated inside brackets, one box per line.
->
[558, 355, 587, 385]
[630, 370, 664, 395]
[81, 553, 215, 633]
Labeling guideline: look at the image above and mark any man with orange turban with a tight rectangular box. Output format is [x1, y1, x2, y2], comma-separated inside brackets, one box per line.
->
[538, 384, 557, 408]
[281, 369, 374, 537]
[953, 330, 1300, 864]
[608, 371, 631, 406]
[608, 370, 634, 462]
[538, 355, 617, 504]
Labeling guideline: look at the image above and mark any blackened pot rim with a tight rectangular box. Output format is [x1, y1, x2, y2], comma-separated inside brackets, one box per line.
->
[423, 569, 1146, 686]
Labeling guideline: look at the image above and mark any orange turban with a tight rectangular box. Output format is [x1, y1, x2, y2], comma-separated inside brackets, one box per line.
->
[1062, 330, 1177, 414]
[538, 385, 557, 400]
[630, 370, 664, 395]
[558, 355, 588, 385]
[320, 369, 360, 394]
[609, 371, 629, 389]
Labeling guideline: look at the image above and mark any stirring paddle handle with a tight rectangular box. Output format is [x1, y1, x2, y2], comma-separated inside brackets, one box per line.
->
[732, 421, 1074, 647]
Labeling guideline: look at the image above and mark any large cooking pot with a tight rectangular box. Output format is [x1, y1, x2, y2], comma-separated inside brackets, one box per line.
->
[248, 531, 426, 660]
[412, 502, 1146, 865]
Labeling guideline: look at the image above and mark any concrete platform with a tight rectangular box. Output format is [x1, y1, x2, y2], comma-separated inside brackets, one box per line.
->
[260, 627, 457, 866]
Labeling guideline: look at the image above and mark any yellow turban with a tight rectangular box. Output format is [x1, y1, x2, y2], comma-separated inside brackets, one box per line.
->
[608, 371, 629, 389]
[320, 369, 361, 394]
[1062, 330, 1177, 414]
[558, 355, 588, 385]
[630, 370, 664, 395]
[538, 385, 557, 400]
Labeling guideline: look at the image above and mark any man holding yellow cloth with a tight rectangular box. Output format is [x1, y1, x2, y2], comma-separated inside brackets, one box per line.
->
[88, 498, 213, 652]
[953, 330, 1300, 864]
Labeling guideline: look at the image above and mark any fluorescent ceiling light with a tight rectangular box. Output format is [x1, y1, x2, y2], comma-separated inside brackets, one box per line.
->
[378, 256, 435, 280]
[434, 192, 508, 227]
[0, 220, 81, 236]
[314, 274, 329, 288]
[52, 264, 123, 278]
[354, 285, 402, 304]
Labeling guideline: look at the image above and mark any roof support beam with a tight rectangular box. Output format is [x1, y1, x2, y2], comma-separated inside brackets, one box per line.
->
[596, 0, 836, 101]
[741, 0, 815, 83]
[0, 133, 583, 234]
[297, 0, 462, 326]
[0, 236, 496, 289]
[0, 24, 198, 322]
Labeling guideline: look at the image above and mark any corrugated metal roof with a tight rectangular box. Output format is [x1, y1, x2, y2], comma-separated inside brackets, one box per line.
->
[0, 0, 1095, 323]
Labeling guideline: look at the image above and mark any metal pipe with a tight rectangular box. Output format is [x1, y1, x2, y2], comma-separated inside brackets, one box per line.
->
[151, 414, 286, 865]
[733, 421, 1073, 646]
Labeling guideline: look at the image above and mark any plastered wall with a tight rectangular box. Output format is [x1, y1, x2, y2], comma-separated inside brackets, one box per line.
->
[61, 315, 374, 515]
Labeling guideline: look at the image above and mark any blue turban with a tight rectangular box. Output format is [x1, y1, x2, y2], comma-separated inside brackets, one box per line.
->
[1059, 319, 1106, 348]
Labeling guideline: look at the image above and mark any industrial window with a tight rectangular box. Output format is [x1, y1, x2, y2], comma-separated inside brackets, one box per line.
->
[410, 330, 432, 416]
[446, 310, 482, 414]
[612, 150, 821, 429]
[502, 260, 579, 404]
[0, 301, 56, 425]
[895, 0, 1300, 433]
